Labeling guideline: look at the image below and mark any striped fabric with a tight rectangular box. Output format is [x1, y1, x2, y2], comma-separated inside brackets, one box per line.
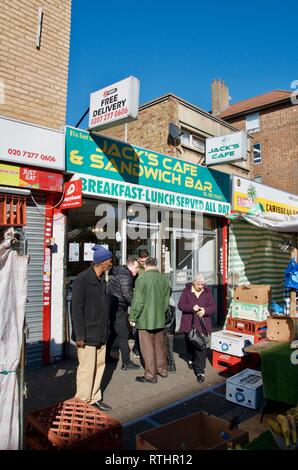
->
[228, 221, 292, 303]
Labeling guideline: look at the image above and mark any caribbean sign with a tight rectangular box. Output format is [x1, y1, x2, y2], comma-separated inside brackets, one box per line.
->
[65, 126, 230, 213]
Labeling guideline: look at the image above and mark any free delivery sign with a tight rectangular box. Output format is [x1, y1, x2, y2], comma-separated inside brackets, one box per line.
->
[88, 76, 140, 131]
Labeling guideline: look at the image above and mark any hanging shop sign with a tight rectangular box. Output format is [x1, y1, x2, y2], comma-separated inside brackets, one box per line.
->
[205, 131, 247, 166]
[65, 126, 230, 208]
[76, 173, 230, 216]
[232, 176, 298, 215]
[0, 116, 65, 170]
[60, 179, 82, 210]
[0, 163, 63, 192]
[88, 76, 140, 131]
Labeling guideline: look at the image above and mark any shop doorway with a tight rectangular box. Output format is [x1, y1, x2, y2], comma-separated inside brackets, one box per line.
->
[126, 221, 160, 262]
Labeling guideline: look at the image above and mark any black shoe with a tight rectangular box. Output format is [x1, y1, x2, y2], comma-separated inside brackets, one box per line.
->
[121, 360, 140, 370]
[197, 373, 205, 383]
[132, 349, 140, 358]
[135, 376, 157, 384]
[92, 400, 112, 412]
[187, 361, 194, 370]
[168, 363, 176, 373]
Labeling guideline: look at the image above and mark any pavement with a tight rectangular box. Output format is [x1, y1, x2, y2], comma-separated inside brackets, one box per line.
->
[23, 334, 264, 450]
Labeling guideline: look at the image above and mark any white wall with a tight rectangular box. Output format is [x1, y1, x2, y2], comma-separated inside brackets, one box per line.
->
[50, 211, 66, 360]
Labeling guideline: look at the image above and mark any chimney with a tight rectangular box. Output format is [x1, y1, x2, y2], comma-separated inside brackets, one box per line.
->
[212, 79, 230, 116]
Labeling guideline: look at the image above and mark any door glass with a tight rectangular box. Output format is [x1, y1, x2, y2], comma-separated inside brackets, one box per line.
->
[198, 234, 217, 285]
[173, 231, 198, 287]
[126, 223, 158, 258]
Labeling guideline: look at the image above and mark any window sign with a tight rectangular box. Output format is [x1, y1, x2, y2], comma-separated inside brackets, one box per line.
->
[83, 243, 95, 261]
[69, 243, 80, 262]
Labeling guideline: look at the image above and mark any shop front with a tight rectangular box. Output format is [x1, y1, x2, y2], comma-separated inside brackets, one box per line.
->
[65, 126, 231, 326]
[0, 116, 65, 367]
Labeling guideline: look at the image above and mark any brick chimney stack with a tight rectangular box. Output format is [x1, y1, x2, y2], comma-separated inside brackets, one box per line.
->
[212, 79, 230, 116]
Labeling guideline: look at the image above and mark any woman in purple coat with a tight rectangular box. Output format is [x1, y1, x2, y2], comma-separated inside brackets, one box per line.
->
[178, 273, 216, 383]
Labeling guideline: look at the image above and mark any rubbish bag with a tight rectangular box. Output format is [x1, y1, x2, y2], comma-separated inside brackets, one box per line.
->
[284, 258, 298, 289]
[271, 302, 284, 315]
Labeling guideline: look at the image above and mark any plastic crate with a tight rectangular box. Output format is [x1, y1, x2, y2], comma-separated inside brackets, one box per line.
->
[25, 397, 121, 450]
[226, 317, 267, 341]
[212, 350, 246, 374]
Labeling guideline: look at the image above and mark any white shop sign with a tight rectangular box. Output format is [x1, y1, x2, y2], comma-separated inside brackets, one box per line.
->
[0, 116, 65, 170]
[206, 131, 247, 166]
[88, 76, 140, 131]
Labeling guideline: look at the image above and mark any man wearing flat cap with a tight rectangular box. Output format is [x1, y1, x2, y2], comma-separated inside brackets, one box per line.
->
[71, 245, 113, 412]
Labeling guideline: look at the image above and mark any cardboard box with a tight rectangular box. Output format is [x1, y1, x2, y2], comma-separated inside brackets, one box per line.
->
[233, 285, 271, 305]
[136, 412, 249, 450]
[231, 301, 269, 322]
[239, 414, 268, 441]
[211, 330, 255, 357]
[226, 369, 263, 409]
[266, 316, 295, 341]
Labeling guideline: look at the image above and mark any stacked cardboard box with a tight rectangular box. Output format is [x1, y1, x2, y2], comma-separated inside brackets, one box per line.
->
[231, 285, 271, 322]
[211, 285, 271, 373]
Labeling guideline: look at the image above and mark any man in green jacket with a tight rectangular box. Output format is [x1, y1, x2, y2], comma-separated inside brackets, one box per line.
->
[129, 257, 171, 383]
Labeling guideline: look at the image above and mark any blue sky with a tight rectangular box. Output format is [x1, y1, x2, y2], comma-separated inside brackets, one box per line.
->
[66, 0, 297, 128]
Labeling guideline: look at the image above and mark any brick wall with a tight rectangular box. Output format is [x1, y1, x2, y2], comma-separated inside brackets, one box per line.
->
[100, 96, 178, 157]
[227, 102, 298, 194]
[0, 0, 71, 130]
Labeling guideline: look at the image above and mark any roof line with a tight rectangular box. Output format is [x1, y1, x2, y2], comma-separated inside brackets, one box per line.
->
[139, 93, 238, 131]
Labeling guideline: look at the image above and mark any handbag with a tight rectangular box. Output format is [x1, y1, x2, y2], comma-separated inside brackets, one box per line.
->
[187, 313, 208, 350]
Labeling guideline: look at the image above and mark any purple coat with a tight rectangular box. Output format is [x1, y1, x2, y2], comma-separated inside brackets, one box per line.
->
[178, 283, 216, 334]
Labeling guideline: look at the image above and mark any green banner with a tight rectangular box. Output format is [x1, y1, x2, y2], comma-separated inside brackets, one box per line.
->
[65, 126, 230, 204]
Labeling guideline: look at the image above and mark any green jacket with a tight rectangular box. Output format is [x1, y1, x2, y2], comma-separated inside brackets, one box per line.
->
[129, 269, 171, 330]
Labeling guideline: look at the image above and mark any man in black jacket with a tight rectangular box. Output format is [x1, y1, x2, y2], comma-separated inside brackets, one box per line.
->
[107, 256, 140, 370]
[71, 245, 113, 412]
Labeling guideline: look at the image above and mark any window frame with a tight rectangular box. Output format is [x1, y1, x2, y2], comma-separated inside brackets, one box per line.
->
[245, 112, 260, 133]
[253, 142, 262, 164]
[181, 129, 205, 153]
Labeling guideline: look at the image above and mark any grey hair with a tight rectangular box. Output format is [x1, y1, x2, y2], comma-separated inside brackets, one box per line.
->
[192, 273, 205, 283]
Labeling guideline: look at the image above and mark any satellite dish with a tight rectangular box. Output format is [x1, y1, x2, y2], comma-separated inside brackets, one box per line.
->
[168, 122, 183, 146]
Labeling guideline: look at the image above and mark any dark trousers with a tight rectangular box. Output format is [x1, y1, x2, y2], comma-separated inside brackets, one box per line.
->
[184, 333, 206, 375]
[107, 310, 130, 364]
[165, 332, 175, 365]
[139, 329, 168, 381]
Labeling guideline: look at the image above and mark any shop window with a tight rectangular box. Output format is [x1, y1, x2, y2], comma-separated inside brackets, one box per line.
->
[253, 143, 262, 164]
[246, 112, 260, 133]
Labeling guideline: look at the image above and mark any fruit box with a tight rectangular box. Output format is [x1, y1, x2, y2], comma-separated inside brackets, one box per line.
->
[136, 412, 249, 450]
[266, 316, 295, 342]
[211, 330, 255, 356]
[233, 285, 271, 305]
[226, 368, 263, 409]
[231, 301, 269, 322]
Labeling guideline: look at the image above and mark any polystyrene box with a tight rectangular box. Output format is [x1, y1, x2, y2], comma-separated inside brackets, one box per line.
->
[211, 330, 255, 357]
[226, 368, 263, 409]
